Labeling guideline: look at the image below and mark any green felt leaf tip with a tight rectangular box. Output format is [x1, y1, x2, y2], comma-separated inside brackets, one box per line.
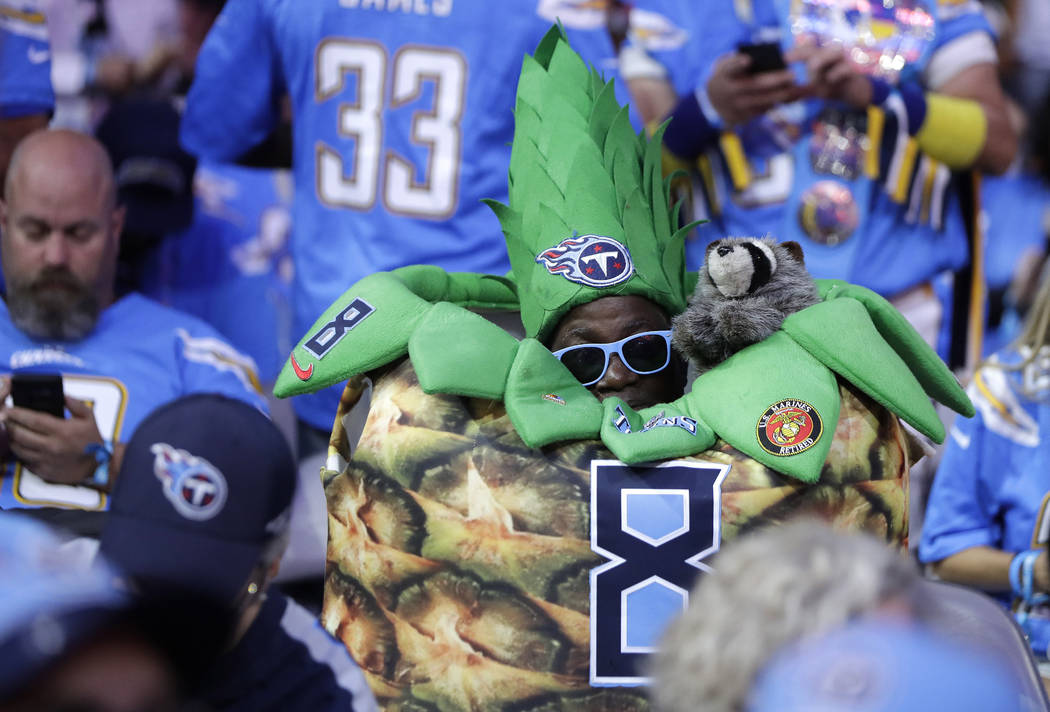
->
[547, 41, 593, 115]
[587, 82, 619, 153]
[782, 299, 945, 442]
[563, 139, 618, 210]
[817, 280, 974, 420]
[515, 55, 549, 113]
[410, 303, 519, 400]
[504, 339, 603, 447]
[621, 187, 665, 292]
[604, 107, 641, 170]
[274, 272, 433, 398]
[643, 120, 669, 202]
[531, 23, 567, 68]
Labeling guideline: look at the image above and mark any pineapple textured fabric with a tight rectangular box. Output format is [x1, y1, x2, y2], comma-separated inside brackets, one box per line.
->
[319, 359, 910, 711]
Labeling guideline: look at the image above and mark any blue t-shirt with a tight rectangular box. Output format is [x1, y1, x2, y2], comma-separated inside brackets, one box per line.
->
[0, 294, 266, 514]
[180, 0, 618, 429]
[0, 1, 53, 297]
[920, 347, 1050, 655]
[200, 592, 377, 712]
[983, 174, 1050, 292]
[980, 174, 1050, 355]
[638, 0, 991, 295]
[141, 161, 294, 384]
[0, 0, 54, 117]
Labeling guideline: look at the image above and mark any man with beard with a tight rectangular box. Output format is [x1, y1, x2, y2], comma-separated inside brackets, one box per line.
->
[0, 130, 265, 537]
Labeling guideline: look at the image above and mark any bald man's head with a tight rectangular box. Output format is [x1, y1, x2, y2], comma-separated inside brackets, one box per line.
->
[4, 130, 117, 209]
[1, 130, 125, 340]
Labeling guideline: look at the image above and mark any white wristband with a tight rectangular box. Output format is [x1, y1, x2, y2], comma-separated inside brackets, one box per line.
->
[618, 45, 668, 81]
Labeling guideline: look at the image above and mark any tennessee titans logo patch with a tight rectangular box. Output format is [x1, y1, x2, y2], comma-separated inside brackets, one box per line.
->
[151, 442, 228, 521]
[536, 235, 634, 288]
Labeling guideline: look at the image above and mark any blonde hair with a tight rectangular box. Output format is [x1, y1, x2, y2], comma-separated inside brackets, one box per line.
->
[988, 265, 1050, 394]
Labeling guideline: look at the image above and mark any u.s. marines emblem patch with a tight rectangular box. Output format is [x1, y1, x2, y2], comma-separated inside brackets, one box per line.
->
[756, 399, 823, 456]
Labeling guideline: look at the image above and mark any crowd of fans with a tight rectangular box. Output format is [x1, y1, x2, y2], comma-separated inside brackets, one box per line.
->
[4, 0, 1050, 709]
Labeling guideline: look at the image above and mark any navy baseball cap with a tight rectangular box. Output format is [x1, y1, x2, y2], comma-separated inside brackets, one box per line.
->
[747, 620, 1019, 712]
[100, 394, 295, 605]
[95, 99, 197, 237]
[0, 515, 128, 698]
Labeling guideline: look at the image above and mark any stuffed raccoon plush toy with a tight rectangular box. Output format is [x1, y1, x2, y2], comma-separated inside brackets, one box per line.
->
[672, 237, 820, 373]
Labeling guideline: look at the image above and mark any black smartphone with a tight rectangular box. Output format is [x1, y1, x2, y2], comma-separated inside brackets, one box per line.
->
[10, 373, 65, 418]
[738, 41, 787, 74]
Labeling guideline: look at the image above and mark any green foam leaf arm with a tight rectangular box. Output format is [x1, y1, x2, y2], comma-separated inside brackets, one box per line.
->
[274, 266, 522, 400]
[409, 303, 519, 400]
[600, 398, 717, 464]
[504, 339, 603, 447]
[816, 279, 974, 419]
[391, 265, 519, 311]
[782, 298, 945, 442]
[274, 272, 435, 398]
[685, 331, 842, 484]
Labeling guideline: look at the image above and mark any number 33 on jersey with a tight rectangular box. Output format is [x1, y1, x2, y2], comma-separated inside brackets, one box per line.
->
[179, 0, 621, 430]
[315, 40, 465, 219]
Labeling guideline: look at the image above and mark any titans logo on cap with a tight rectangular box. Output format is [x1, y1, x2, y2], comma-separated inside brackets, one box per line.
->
[151, 442, 228, 521]
[536, 234, 634, 288]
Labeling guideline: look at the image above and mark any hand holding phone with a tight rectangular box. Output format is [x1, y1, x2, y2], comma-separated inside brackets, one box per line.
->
[3, 374, 111, 486]
[707, 44, 800, 126]
[737, 41, 787, 75]
[10, 373, 65, 418]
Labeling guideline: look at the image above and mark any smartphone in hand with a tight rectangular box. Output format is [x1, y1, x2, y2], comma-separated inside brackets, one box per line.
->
[10, 373, 65, 418]
[738, 41, 787, 74]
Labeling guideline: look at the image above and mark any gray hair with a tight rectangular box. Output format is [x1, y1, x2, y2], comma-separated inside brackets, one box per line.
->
[648, 520, 926, 712]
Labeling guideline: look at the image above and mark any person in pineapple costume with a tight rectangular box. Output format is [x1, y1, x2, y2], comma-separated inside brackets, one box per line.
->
[275, 27, 973, 711]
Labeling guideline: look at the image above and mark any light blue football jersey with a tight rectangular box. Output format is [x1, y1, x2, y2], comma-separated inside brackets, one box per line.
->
[637, 0, 991, 296]
[920, 348, 1050, 653]
[980, 174, 1050, 354]
[0, 0, 54, 117]
[0, 1, 53, 297]
[181, 0, 624, 429]
[983, 173, 1049, 292]
[0, 294, 266, 513]
[141, 161, 294, 384]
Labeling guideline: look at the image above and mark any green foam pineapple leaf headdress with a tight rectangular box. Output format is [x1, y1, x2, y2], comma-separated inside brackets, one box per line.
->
[274, 24, 973, 484]
[484, 25, 695, 343]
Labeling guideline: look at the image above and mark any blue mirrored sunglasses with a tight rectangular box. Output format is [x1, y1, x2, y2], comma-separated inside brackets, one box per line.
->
[551, 330, 673, 387]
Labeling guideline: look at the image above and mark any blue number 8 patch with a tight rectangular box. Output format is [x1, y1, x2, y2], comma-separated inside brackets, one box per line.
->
[589, 459, 730, 686]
